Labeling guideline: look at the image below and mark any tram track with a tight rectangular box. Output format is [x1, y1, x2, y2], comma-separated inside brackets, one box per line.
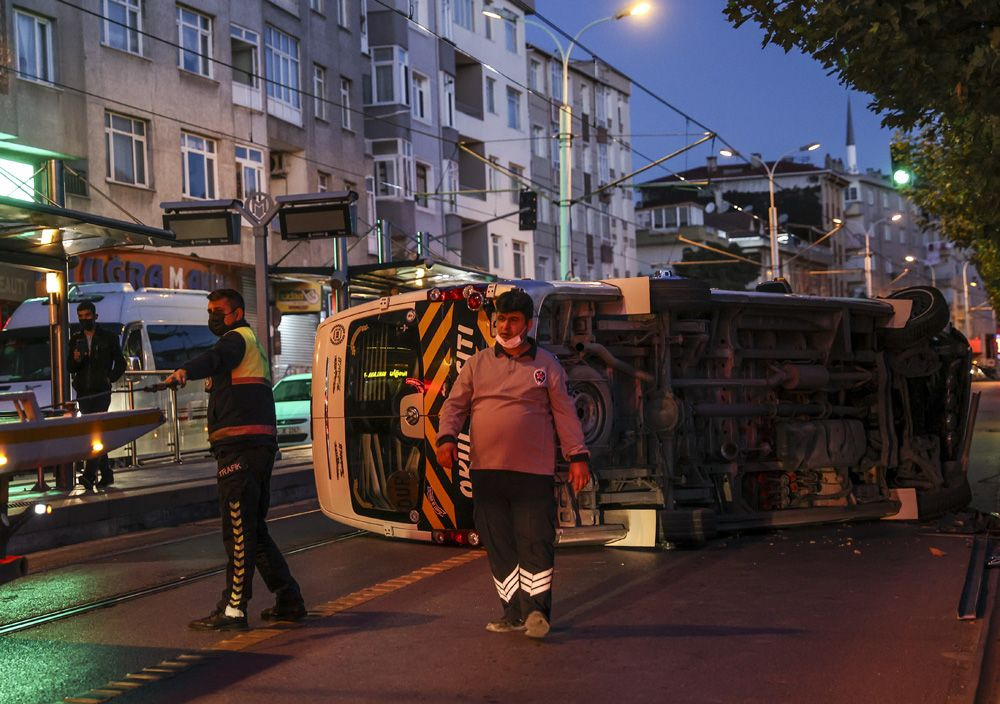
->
[0, 529, 365, 637]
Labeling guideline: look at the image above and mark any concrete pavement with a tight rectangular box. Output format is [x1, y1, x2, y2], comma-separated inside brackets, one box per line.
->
[4, 446, 317, 556]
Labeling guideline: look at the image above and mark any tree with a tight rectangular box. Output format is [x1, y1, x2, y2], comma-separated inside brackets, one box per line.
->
[724, 1, 1000, 307]
[678, 243, 761, 291]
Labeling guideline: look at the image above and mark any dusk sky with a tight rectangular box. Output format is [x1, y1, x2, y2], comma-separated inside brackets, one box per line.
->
[527, 0, 896, 179]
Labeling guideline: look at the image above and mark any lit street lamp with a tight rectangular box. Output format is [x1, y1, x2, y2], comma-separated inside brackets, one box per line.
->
[720, 142, 821, 279]
[904, 251, 936, 287]
[492, 1, 651, 279]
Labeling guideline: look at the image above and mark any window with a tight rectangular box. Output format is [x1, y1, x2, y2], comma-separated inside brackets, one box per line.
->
[440, 0, 453, 39]
[336, 0, 349, 28]
[596, 84, 606, 123]
[537, 196, 549, 224]
[177, 6, 212, 77]
[504, 18, 517, 52]
[102, 0, 142, 55]
[370, 46, 409, 105]
[844, 185, 859, 203]
[230, 25, 259, 88]
[441, 73, 455, 128]
[235, 145, 264, 199]
[313, 64, 327, 120]
[509, 164, 523, 204]
[310, 0, 325, 12]
[453, 0, 474, 31]
[360, 0, 369, 52]
[415, 162, 430, 207]
[412, 72, 430, 122]
[265, 26, 301, 120]
[528, 59, 541, 90]
[485, 77, 496, 114]
[532, 124, 547, 158]
[513, 240, 526, 278]
[181, 132, 216, 199]
[444, 160, 458, 212]
[318, 171, 330, 192]
[536, 255, 548, 280]
[506, 87, 521, 129]
[14, 10, 54, 84]
[412, 0, 429, 28]
[598, 143, 609, 183]
[484, 15, 493, 39]
[340, 77, 352, 129]
[550, 62, 561, 101]
[491, 235, 502, 270]
[371, 139, 414, 199]
[105, 112, 148, 186]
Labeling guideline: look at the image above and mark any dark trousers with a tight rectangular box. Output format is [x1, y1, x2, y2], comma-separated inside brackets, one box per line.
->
[471, 469, 556, 623]
[78, 393, 112, 484]
[214, 445, 301, 615]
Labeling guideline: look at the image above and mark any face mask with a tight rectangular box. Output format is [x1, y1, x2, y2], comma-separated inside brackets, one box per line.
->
[79, 319, 96, 332]
[208, 312, 229, 337]
[497, 333, 523, 350]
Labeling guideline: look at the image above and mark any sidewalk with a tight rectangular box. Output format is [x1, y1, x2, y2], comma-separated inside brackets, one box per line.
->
[5, 446, 317, 555]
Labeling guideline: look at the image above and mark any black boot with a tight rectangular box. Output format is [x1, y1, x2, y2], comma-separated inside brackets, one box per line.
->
[188, 611, 248, 631]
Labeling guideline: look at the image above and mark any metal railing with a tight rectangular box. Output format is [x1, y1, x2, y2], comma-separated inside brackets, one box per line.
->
[108, 371, 211, 465]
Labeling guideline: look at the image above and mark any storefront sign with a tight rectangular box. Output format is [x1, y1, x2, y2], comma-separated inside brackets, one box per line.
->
[72, 250, 245, 292]
[275, 281, 322, 313]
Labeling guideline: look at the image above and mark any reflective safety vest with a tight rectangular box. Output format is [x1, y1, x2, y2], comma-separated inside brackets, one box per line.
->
[207, 325, 277, 447]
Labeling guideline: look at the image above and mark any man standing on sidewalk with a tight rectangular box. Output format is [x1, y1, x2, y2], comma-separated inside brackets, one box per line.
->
[164, 288, 305, 631]
[436, 288, 590, 639]
[68, 301, 125, 491]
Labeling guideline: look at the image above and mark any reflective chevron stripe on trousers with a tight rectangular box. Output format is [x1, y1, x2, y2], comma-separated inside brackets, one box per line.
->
[471, 470, 556, 623]
[216, 445, 302, 615]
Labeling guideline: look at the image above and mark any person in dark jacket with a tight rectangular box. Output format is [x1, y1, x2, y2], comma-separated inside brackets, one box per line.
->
[67, 301, 126, 490]
[164, 288, 305, 631]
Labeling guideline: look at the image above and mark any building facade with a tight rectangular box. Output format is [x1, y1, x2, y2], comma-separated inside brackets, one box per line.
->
[0, 0, 372, 373]
[526, 45, 636, 281]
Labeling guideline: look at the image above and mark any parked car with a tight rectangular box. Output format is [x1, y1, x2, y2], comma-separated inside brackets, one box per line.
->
[273, 372, 311, 445]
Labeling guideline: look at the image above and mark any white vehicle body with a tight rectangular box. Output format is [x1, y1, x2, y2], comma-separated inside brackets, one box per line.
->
[0, 283, 214, 411]
[311, 277, 973, 548]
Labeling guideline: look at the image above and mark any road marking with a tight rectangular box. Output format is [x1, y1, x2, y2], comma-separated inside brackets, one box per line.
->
[62, 549, 483, 703]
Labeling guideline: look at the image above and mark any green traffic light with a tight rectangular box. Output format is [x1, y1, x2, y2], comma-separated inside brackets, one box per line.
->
[893, 169, 912, 186]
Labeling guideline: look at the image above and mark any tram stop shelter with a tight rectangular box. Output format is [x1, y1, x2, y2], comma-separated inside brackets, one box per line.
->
[0, 194, 177, 488]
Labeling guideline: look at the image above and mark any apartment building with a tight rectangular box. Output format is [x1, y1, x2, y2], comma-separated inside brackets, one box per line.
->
[525, 45, 636, 281]
[0, 0, 371, 371]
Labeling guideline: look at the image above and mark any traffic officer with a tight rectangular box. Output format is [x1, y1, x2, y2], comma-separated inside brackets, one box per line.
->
[165, 289, 305, 631]
[68, 300, 126, 490]
[436, 288, 590, 638]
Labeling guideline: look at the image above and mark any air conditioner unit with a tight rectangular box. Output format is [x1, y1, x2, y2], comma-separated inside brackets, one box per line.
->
[270, 153, 288, 179]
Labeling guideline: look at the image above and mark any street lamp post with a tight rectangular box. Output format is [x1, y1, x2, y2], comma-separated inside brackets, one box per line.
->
[963, 259, 972, 337]
[861, 212, 903, 297]
[503, 2, 650, 280]
[720, 142, 820, 280]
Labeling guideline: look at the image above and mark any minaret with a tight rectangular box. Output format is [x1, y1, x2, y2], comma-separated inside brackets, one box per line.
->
[846, 97, 859, 174]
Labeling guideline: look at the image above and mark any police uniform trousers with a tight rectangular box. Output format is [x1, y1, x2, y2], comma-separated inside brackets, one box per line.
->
[78, 393, 113, 484]
[471, 469, 556, 623]
[214, 444, 302, 615]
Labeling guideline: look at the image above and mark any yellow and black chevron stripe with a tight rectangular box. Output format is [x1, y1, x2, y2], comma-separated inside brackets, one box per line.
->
[415, 300, 493, 531]
[228, 500, 245, 609]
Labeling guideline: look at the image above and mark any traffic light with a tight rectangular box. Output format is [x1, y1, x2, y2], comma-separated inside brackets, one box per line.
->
[518, 189, 537, 230]
[890, 142, 915, 188]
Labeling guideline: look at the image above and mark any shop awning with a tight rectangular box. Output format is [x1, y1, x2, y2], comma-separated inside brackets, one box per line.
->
[0, 195, 176, 271]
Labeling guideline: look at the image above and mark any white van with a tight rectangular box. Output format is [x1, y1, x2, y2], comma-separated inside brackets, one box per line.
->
[0, 283, 215, 410]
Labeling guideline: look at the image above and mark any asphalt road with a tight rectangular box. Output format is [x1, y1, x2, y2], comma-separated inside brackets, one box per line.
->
[3, 383, 1000, 704]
